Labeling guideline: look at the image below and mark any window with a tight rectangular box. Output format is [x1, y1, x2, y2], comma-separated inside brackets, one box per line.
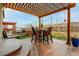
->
[7, 25, 13, 29]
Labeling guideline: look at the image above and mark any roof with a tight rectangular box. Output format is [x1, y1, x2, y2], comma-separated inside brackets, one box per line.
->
[2, 3, 75, 17]
[3, 22, 16, 25]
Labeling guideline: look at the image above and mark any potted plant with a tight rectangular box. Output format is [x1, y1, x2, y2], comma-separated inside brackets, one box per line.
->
[71, 35, 79, 47]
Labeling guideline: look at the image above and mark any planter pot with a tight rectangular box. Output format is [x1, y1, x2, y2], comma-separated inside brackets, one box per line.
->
[71, 38, 79, 47]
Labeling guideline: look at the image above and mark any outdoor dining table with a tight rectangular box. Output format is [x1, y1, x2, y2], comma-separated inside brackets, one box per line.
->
[35, 28, 48, 41]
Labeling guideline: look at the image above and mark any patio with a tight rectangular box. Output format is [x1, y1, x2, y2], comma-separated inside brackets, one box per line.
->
[1, 38, 79, 56]
[30, 39, 79, 56]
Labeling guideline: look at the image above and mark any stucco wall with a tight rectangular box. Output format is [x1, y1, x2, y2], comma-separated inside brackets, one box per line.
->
[0, 4, 4, 42]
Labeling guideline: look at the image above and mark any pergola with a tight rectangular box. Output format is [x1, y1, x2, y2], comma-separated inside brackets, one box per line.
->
[2, 3, 76, 45]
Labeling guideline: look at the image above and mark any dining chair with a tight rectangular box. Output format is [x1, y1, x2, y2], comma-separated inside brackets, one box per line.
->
[43, 27, 53, 44]
[31, 26, 41, 44]
[48, 27, 53, 43]
[2, 30, 8, 39]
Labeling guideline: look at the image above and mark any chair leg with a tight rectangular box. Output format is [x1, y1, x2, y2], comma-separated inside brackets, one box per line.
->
[47, 35, 49, 45]
[39, 35, 41, 42]
[43, 35, 45, 44]
[50, 35, 53, 44]
[31, 35, 33, 43]
[35, 36, 38, 45]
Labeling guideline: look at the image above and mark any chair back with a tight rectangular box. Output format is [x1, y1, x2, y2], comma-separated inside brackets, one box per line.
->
[2, 31, 8, 39]
[48, 27, 52, 34]
[31, 26, 36, 35]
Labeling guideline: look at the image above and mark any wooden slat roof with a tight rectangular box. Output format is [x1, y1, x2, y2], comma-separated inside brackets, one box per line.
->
[2, 3, 75, 17]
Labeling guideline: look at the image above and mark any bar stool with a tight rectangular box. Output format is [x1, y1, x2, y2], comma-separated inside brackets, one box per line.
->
[31, 27, 41, 44]
[43, 27, 53, 44]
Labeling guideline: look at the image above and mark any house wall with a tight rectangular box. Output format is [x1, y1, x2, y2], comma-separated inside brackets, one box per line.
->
[0, 4, 4, 42]
[3, 22, 16, 35]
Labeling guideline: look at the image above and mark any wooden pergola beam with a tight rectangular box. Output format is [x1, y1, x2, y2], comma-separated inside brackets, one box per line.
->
[39, 3, 75, 17]
[2, 3, 75, 17]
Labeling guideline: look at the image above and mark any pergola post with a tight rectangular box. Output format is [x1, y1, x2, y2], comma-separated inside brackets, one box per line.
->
[0, 4, 4, 42]
[66, 8, 71, 45]
[39, 17, 41, 29]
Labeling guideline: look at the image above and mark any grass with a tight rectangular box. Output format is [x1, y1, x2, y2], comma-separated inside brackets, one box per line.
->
[15, 31, 79, 40]
[15, 34, 28, 39]
[70, 32, 79, 38]
[52, 32, 67, 41]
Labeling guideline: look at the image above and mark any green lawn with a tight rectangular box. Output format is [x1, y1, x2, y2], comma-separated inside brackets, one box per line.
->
[52, 32, 67, 41]
[15, 34, 29, 39]
[15, 32, 67, 41]
[15, 32, 79, 41]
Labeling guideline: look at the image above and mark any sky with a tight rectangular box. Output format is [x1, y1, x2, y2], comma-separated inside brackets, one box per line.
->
[3, 4, 79, 28]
